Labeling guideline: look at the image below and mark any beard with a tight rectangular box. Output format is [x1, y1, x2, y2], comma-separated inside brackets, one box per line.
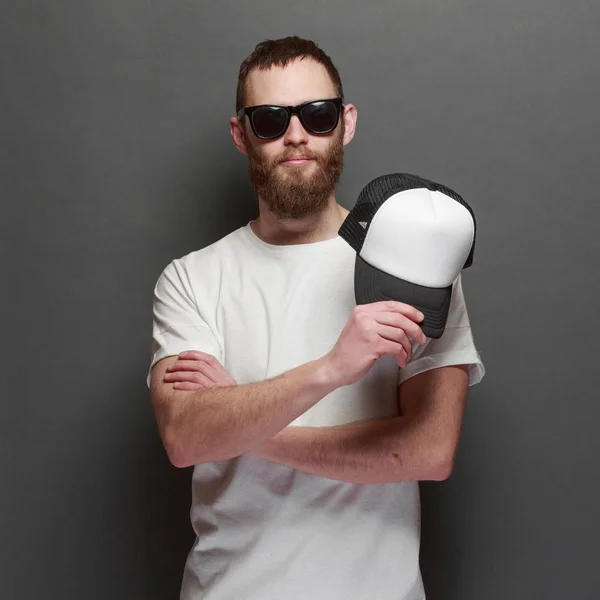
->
[246, 127, 345, 220]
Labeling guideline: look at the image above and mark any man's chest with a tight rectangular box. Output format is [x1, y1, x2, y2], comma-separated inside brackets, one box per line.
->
[205, 254, 400, 426]
[215, 261, 356, 384]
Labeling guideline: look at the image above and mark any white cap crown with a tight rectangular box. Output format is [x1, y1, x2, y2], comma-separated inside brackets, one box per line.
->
[360, 188, 475, 288]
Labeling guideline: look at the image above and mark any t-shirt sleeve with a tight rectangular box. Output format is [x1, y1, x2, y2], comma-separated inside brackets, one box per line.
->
[397, 274, 485, 387]
[146, 259, 222, 388]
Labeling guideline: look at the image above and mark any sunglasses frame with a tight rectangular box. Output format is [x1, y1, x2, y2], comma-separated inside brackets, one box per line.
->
[237, 97, 344, 141]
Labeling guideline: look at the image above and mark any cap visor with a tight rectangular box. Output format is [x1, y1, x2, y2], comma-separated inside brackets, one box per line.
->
[354, 254, 452, 339]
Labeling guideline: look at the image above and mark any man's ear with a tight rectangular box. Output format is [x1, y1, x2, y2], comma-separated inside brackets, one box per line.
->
[341, 103, 358, 146]
[230, 117, 249, 156]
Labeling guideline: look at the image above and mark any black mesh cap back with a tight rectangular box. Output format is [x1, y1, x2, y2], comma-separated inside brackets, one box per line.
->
[338, 172, 477, 269]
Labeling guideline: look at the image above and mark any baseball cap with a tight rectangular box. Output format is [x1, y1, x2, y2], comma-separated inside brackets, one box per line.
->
[338, 173, 476, 339]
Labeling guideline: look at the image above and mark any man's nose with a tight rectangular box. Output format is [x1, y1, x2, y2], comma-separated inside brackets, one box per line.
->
[283, 114, 309, 145]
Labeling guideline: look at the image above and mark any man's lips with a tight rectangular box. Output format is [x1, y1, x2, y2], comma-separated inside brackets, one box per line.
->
[280, 155, 314, 166]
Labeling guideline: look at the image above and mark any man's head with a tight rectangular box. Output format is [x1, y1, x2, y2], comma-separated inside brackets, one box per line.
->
[230, 37, 357, 220]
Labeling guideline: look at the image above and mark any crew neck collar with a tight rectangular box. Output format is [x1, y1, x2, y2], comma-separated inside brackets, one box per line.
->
[241, 222, 345, 255]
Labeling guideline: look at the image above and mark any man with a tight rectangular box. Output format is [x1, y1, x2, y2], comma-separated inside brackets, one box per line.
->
[148, 36, 484, 600]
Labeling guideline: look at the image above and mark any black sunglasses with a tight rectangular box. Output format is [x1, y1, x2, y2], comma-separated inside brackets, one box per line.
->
[237, 97, 344, 141]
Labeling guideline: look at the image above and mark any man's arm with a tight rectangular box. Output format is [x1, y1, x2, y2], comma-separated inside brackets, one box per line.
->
[150, 353, 337, 467]
[248, 365, 469, 484]
[150, 300, 426, 468]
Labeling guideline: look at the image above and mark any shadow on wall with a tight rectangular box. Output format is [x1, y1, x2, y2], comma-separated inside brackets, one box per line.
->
[84, 373, 196, 598]
[418, 383, 497, 599]
[133, 416, 194, 598]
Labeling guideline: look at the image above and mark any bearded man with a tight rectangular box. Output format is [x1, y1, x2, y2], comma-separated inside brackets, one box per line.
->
[148, 36, 484, 600]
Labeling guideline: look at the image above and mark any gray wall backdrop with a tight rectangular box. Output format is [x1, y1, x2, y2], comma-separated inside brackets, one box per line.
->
[3, 1, 599, 599]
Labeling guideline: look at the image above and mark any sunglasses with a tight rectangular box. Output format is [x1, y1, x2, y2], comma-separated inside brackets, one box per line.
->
[237, 97, 344, 141]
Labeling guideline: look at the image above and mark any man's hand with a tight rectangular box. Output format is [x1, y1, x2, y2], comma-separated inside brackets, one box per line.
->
[163, 350, 237, 390]
[323, 301, 427, 387]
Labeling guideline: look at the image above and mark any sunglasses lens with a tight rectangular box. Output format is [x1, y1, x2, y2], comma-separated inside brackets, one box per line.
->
[251, 107, 289, 139]
[301, 101, 339, 134]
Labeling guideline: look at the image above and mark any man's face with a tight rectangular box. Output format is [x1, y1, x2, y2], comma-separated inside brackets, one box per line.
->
[241, 59, 346, 220]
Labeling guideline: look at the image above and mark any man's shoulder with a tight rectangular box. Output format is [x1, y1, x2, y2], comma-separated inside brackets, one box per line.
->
[156, 226, 250, 286]
[177, 225, 249, 265]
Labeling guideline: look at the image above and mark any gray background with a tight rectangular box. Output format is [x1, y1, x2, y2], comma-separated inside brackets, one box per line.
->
[2, 1, 599, 599]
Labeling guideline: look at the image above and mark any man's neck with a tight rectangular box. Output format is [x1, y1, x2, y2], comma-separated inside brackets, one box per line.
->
[251, 196, 349, 246]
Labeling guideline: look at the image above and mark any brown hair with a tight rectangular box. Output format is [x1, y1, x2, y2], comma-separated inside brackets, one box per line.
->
[236, 36, 344, 112]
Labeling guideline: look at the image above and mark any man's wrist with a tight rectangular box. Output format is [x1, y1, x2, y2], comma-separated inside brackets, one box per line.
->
[312, 354, 343, 392]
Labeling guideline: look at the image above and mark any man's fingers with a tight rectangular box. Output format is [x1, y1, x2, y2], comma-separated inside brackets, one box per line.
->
[376, 324, 413, 361]
[370, 300, 424, 323]
[167, 359, 231, 383]
[374, 311, 426, 344]
[171, 362, 220, 384]
[170, 354, 236, 385]
[379, 340, 409, 368]
[178, 350, 215, 361]
[168, 359, 219, 378]
[168, 360, 207, 371]
[176, 351, 234, 373]
[164, 371, 215, 387]
[173, 382, 204, 391]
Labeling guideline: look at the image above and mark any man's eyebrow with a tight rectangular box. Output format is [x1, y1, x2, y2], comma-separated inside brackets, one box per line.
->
[249, 96, 337, 107]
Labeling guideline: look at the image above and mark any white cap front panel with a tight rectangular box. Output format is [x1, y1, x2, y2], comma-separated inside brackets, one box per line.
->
[360, 188, 475, 288]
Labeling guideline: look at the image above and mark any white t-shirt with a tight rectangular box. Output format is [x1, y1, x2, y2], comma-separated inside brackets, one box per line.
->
[148, 223, 485, 600]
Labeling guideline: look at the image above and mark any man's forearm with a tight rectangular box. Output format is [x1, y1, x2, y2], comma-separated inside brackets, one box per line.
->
[248, 416, 451, 484]
[152, 357, 339, 467]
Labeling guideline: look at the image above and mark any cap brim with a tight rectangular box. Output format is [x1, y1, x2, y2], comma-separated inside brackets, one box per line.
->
[354, 254, 452, 339]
